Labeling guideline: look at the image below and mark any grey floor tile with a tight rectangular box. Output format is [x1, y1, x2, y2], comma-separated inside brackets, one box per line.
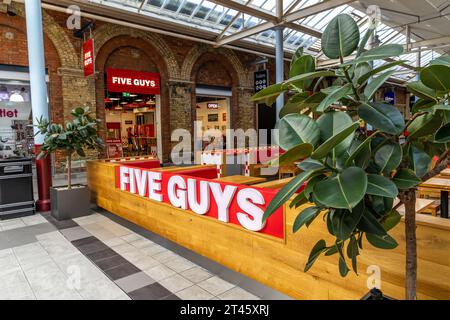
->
[218, 287, 260, 300]
[198, 276, 235, 296]
[115, 271, 155, 293]
[77, 240, 109, 255]
[164, 257, 196, 273]
[128, 283, 172, 300]
[104, 262, 141, 280]
[159, 274, 193, 293]
[144, 264, 176, 281]
[176, 285, 214, 300]
[86, 248, 118, 262]
[96, 255, 129, 271]
[180, 267, 213, 283]
[60, 226, 92, 242]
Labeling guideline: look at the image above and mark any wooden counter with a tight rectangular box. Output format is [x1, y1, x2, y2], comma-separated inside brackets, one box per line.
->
[213, 175, 267, 185]
[88, 160, 450, 300]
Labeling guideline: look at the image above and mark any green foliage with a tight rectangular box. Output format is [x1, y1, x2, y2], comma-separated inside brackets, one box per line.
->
[252, 13, 450, 277]
[36, 107, 104, 187]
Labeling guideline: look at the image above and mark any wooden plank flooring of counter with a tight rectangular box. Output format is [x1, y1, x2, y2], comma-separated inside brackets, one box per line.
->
[87, 160, 450, 300]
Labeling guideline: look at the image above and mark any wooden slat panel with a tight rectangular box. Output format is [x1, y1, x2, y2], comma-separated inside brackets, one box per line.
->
[87, 160, 450, 300]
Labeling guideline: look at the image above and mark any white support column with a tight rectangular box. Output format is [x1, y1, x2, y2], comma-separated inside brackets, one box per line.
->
[275, 0, 284, 120]
[25, 0, 52, 212]
[275, 27, 284, 120]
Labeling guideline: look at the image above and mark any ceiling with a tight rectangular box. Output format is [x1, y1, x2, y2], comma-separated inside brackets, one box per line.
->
[17, 0, 450, 82]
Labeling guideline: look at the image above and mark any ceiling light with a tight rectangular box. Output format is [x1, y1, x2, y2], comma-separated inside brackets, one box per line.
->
[9, 93, 24, 102]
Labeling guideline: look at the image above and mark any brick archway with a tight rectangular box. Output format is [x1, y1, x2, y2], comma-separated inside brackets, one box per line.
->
[94, 35, 171, 160]
[181, 45, 251, 87]
[189, 50, 243, 131]
[93, 24, 180, 80]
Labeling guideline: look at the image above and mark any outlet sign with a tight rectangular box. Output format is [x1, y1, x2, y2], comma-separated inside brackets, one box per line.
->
[107, 68, 160, 95]
[116, 165, 284, 239]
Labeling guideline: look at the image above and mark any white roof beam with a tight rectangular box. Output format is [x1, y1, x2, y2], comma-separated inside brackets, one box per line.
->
[207, 0, 278, 22]
[216, 0, 354, 47]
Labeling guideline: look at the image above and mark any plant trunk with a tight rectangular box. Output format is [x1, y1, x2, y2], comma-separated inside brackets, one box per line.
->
[67, 153, 72, 190]
[403, 189, 417, 300]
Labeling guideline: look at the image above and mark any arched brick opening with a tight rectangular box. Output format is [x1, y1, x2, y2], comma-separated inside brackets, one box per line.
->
[190, 51, 240, 131]
[94, 35, 171, 160]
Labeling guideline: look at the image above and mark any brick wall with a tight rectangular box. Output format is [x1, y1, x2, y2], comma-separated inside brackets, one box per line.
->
[0, 5, 282, 165]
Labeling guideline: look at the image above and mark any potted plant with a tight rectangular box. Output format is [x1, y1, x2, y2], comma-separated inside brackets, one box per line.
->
[36, 107, 104, 220]
[253, 14, 450, 300]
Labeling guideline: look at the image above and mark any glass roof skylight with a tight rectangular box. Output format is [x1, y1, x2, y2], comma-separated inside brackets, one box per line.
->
[83, 0, 443, 82]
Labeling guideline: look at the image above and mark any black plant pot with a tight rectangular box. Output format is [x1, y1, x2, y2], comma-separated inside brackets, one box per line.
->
[50, 185, 91, 221]
[361, 288, 394, 300]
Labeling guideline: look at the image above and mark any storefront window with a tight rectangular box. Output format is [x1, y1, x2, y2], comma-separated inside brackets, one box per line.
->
[0, 82, 34, 159]
[104, 68, 161, 159]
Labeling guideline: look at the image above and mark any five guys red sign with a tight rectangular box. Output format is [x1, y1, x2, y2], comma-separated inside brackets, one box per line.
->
[116, 165, 284, 239]
[83, 38, 95, 77]
[107, 68, 161, 95]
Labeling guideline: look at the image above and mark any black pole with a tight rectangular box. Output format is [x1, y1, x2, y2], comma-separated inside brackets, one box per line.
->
[441, 190, 449, 219]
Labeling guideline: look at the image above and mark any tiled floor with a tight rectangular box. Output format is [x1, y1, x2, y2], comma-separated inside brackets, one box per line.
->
[0, 210, 292, 300]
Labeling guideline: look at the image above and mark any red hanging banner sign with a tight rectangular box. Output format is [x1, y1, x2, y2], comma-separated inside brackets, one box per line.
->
[83, 38, 95, 77]
[106, 68, 161, 95]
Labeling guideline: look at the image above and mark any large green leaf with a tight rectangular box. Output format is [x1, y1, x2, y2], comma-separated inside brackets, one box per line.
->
[316, 84, 352, 113]
[412, 98, 436, 113]
[311, 122, 359, 160]
[280, 92, 326, 118]
[304, 240, 327, 272]
[332, 202, 365, 240]
[374, 143, 402, 174]
[366, 233, 398, 249]
[357, 60, 406, 85]
[430, 55, 450, 67]
[382, 210, 402, 231]
[409, 146, 431, 178]
[420, 65, 450, 92]
[285, 71, 336, 86]
[264, 169, 320, 222]
[347, 235, 359, 273]
[358, 102, 405, 135]
[366, 174, 398, 198]
[298, 158, 325, 171]
[435, 123, 450, 143]
[345, 133, 378, 167]
[317, 111, 354, 157]
[313, 167, 368, 210]
[407, 113, 442, 139]
[321, 14, 360, 59]
[279, 93, 309, 118]
[274, 114, 320, 150]
[353, 62, 372, 86]
[341, 44, 404, 66]
[364, 70, 396, 101]
[290, 47, 304, 68]
[357, 210, 387, 236]
[393, 169, 421, 189]
[251, 82, 287, 105]
[293, 206, 322, 233]
[289, 55, 316, 90]
[273, 143, 314, 166]
[407, 81, 437, 101]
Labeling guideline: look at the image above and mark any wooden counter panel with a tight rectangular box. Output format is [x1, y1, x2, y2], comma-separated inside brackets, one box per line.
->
[87, 161, 450, 300]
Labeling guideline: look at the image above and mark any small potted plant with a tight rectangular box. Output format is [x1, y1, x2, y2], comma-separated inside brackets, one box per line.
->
[36, 107, 104, 220]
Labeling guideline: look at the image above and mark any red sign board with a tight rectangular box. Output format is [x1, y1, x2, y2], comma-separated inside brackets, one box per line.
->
[83, 38, 95, 77]
[116, 165, 285, 239]
[107, 68, 160, 95]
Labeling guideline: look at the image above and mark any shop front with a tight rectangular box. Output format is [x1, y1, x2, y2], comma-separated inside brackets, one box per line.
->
[104, 68, 162, 160]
